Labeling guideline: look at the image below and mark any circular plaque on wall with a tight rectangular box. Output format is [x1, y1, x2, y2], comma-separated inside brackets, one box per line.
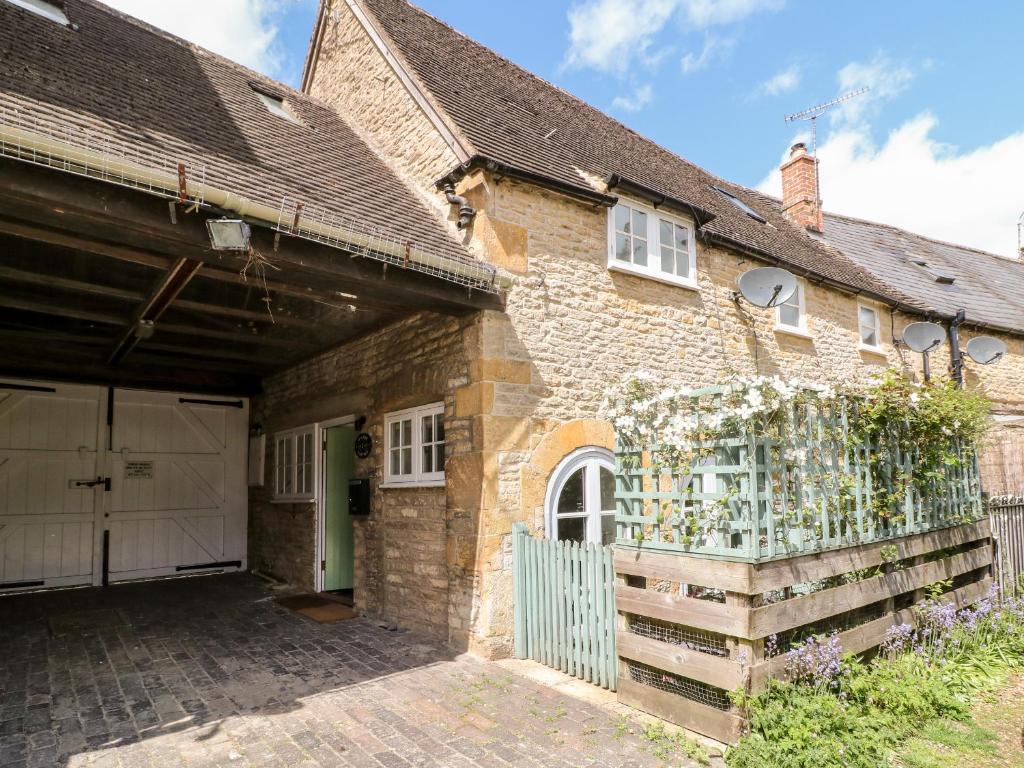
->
[354, 432, 372, 459]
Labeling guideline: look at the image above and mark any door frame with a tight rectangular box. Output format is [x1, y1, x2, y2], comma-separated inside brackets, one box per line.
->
[314, 414, 355, 592]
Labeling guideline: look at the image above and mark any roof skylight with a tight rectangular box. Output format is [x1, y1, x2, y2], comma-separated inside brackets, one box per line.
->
[713, 185, 766, 223]
[4, 0, 69, 25]
[254, 89, 297, 123]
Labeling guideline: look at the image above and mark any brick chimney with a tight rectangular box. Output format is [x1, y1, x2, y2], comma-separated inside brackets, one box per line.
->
[780, 142, 823, 232]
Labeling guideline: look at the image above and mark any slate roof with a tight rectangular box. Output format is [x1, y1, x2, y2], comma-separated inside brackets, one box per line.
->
[346, 0, 921, 307]
[823, 212, 1024, 334]
[0, 0, 475, 266]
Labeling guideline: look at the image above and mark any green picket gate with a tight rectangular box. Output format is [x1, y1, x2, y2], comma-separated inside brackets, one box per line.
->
[511, 523, 617, 690]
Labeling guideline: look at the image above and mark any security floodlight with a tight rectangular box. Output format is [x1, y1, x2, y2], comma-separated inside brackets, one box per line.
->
[965, 336, 1006, 365]
[206, 218, 252, 251]
[735, 267, 798, 308]
[901, 322, 946, 353]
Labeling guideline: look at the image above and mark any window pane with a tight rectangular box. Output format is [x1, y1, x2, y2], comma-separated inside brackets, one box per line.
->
[557, 468, 586, 514]
[660, 245, 674, 274]
[632, 236, 647, 266]
[659, 219, 672, 250]
[601, 513, 616, 545]
[435, 443, 445, 472]
[674, 223, 688, 251]
[615, 203, 630, 234]
[390, 448, 401, 476]
[297, 461, 304, 493]
[422, 415, 433, 443]
[631, 209, 646, 239]
[859, 306, 875, 327]
[390, 421, 401, 449]
[402, 446, 412, 475]
[422, 444, 433, 473]
[779, 303, 800, 327]
[435, 415, 444, 443]
[557, 515, 586, 544]
[401, 419, 412, 446]
[600, 467, 615, 512]
[615, 232, 630, 262]
[675, 250, 689, 278]
[862, 328, 878, 347]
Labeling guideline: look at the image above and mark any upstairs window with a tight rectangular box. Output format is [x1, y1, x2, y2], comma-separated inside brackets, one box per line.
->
[384, 403, 445, 486]
[859, 304, 882, 350]
[4, 0, 69, 24]
[776, 280, 808, 334]
[274, 424, 316, 501]
[609, 200, 697, 288]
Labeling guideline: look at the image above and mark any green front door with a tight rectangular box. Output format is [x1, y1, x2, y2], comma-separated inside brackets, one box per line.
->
[324, 426, 355, 591]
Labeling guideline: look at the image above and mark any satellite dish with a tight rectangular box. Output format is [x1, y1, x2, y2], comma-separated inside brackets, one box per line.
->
[736, 267, 797, 308]
[902, 321, 946, 353]
[965, 336, 1007, 365]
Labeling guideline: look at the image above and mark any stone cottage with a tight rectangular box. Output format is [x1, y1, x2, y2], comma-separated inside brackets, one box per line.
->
[244, 0, 1024, 655]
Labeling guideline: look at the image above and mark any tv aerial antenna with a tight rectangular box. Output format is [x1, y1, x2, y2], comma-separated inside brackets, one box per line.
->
[784, 87, 870, 158]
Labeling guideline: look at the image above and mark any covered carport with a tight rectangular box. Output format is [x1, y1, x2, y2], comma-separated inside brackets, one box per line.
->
[0, 109, 501, 593]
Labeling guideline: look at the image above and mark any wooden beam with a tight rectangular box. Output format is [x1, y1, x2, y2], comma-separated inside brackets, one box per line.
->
[0, 261, 324, 329]
[0, 293, 315, 350]
[0, 160, 502, 313]
[109, 257, 203, 364]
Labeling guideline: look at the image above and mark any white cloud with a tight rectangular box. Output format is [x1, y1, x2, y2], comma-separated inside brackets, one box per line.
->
[565, 0, 678, 73]
[99, 0, 284, 76]
[678, 0, 784, 27]
[832, 53, 915, 126]
[759, 64, 800, 96]
[565, 0, 782, 73]
[612, 83, 654, 112]
[680, 35, 733, 74]
[758, 114, 1024, 258]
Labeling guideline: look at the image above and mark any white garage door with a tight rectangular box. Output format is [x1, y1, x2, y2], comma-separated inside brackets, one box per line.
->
[0, 380, 248, 591]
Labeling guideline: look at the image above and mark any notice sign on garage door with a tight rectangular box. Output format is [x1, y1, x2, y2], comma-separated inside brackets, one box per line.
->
[125, 460, 154, 480]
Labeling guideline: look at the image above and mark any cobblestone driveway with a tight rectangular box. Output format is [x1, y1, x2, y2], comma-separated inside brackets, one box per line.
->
[0, 574, 706, 767]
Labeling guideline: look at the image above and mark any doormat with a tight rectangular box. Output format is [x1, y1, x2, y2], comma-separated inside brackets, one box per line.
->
[275, 594, 356, 623]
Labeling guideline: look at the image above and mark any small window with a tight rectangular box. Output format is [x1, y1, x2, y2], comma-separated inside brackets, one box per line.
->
[609, 200, 697, 288]
[4, 0, 69, 24]
[274, 425, 316, 501]
[254, 89, 298, 122]
[713, 186, 766, 223]
[858, 304, 882, 349]
[546, 448, 617, 546]
[384, 403, 445, 486]
[776, 280, 808, 334]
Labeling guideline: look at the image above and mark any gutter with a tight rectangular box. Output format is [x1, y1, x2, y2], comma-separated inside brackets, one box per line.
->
[605, 173, 716, 227]
[0, 121, 512, 291]
[439, 155, 617, 207]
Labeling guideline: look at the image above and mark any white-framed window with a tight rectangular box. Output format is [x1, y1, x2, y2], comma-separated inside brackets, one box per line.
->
[3, 0, 69, 25]
[608, 199, 697, 289]
[858, 304, 883, 350]
[545, 447, 617, 546]
[273, 424, 316, 501]
[383, 403, 445, 487]
[776, 279, 809, 335]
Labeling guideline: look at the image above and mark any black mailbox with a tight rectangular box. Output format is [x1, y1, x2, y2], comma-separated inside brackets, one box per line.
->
[348, 478, 371, 516]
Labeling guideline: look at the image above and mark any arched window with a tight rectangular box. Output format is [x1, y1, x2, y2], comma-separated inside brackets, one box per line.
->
[544, 447, 616, 545]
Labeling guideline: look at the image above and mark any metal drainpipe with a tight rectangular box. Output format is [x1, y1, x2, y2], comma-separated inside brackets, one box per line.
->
[949, 308, 966, 387]
[443, 184, 476, 229]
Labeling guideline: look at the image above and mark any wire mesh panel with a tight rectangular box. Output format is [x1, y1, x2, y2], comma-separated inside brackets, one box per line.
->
[625, 614, 728, 657]
[625, 660, 731, 711]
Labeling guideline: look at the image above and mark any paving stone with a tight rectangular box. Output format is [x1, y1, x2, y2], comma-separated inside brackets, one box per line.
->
[0, 574, 707, 767]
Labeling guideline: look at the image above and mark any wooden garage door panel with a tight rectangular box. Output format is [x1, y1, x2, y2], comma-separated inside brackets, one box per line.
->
[0, 382, 103, 588]
[108, 390, 247, 580]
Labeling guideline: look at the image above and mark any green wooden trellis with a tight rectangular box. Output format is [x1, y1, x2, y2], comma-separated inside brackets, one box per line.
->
[512, 523, 617, 690]
[614, 385, 984, 563]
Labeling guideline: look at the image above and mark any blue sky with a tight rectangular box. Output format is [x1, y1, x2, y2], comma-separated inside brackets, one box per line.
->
[103, 0, 1024, 257]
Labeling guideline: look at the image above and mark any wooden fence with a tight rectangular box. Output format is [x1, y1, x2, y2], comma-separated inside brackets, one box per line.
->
[616, 390, 983, 562]
[512, 523, 617, 690]
[990, 496, 1024, 597]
